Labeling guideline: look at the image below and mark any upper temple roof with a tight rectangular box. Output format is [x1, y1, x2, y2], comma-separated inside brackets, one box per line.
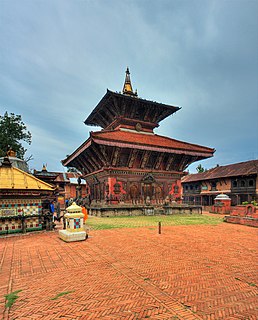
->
[84, 89, 180, 129]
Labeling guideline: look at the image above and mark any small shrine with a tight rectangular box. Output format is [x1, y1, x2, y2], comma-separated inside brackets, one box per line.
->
[62, 68, 214, 215]
[211, 194, 231, 214]
[0, 154, 56, 234]
[59, 202, 87, 242]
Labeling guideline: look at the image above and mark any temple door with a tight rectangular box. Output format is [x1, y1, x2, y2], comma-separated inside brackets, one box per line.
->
[155, 185, 162, 203]
[129, 184, 139, 204]
[143, 183, 154, 199]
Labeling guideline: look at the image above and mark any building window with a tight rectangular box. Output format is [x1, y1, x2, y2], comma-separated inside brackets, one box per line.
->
[114, 182, 121, 194]
[211, 182, 217, 191]
[190, 185, 193, 190]
[233, 180, 237, 188]
[185, 186, 188, 191]
[249, 180, 254, 187]
[240, 180, 246, 187]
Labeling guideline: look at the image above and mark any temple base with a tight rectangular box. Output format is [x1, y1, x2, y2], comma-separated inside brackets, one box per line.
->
[59, 230, 87, 242]
[88, 204, 202, 217]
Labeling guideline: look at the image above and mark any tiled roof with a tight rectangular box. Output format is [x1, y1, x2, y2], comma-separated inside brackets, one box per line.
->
[92, 129, 214, 155]
[182, 159, 258, 183]
[55, 172, 81, 182]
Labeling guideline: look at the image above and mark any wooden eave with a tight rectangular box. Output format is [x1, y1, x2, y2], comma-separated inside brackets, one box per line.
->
[62, 137, 92, 167]
[92, 137, 212, 158]
[91, 130, 215, 158]
[84, 90, 181, 128]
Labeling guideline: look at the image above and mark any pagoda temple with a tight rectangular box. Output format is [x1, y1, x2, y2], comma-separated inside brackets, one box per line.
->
[62, 68, 215, 207]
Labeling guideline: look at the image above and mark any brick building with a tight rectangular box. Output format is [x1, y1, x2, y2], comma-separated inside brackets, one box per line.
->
[181, 160, 258, 206]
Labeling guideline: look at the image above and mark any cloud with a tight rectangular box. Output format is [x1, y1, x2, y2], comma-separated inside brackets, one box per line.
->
[0, 0, 257, 173]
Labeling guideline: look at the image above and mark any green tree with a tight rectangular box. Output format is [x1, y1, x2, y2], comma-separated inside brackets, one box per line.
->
[196, 164, 206, 173]
[0, 112, 32, 159]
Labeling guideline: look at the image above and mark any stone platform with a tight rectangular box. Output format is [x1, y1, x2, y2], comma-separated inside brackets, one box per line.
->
[89, 204, 202, 217]
[224, 204, 258, 227]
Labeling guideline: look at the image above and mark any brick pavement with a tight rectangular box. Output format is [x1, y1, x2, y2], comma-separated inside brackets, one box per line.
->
[0, 221, 257, 319]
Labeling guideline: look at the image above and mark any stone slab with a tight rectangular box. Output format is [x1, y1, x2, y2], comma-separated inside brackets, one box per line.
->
[59, 229, 87, 242]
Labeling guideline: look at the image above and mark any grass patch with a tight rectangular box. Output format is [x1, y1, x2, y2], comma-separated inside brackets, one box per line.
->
[50, 291, 74, 300]
[248, 282, 257, 287]
[86, 214, 223, 230]
[4, 290, 22, 308]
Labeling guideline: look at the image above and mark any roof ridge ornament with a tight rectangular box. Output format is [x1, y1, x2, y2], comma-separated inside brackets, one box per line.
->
[122, 67, 138, 97]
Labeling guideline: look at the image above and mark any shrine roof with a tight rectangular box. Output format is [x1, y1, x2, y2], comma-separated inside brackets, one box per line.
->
[0, 160, 55, 191]
[55, 172, 81, 183]
[181, 159, 258, 183]
[91, 129, 214, 156]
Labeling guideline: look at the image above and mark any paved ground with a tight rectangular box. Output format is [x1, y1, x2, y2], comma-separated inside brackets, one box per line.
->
[0, 219, 257, 319]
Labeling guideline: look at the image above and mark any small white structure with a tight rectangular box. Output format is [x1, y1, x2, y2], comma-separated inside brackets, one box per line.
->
[59, 202, 87, 242]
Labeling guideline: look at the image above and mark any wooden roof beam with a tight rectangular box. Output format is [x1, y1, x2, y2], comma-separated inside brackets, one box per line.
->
[111, 147, 120, 166]
[178, 155, 190, 171]
[111, 95, 120, 114]
[154, 152, 164, 170]
[165, 155, 175, 171]
[128, 149, 138, 168]
[90, 144, 106, 167]
[81, 153, 98, 172]
[87, 148, 103, 170]
[72, 155, 92, 175]
[96, 111, 110, 127]
[140, 150, 151, 169]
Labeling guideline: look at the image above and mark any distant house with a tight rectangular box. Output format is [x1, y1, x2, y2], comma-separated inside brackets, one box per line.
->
[181, 160, 258, 206]
[34, 166, 88, 208]
[55, 172, 88, 203]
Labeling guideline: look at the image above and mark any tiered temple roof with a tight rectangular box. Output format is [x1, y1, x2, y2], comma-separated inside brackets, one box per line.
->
[63, 68, 215, 176]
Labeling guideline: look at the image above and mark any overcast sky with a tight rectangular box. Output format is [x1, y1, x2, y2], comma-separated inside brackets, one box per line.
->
[1, 0, 257, 173]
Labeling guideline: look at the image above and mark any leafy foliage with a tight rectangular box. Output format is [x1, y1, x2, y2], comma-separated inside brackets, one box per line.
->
[196, 164, 206, 173]
[0, 112, 31, 159]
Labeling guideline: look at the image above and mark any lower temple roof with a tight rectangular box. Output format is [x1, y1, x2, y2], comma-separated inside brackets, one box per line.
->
[63, 128, 214, 167]
[91, 129, 215, 156]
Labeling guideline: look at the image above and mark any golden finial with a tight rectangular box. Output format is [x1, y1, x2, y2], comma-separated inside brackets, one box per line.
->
[122, 67, 138, 97]
[7, 148, 16, 157]
[42, 164, 47, 171]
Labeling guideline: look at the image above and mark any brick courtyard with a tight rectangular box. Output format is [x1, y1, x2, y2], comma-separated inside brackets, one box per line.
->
[0, 219, 257, 319]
